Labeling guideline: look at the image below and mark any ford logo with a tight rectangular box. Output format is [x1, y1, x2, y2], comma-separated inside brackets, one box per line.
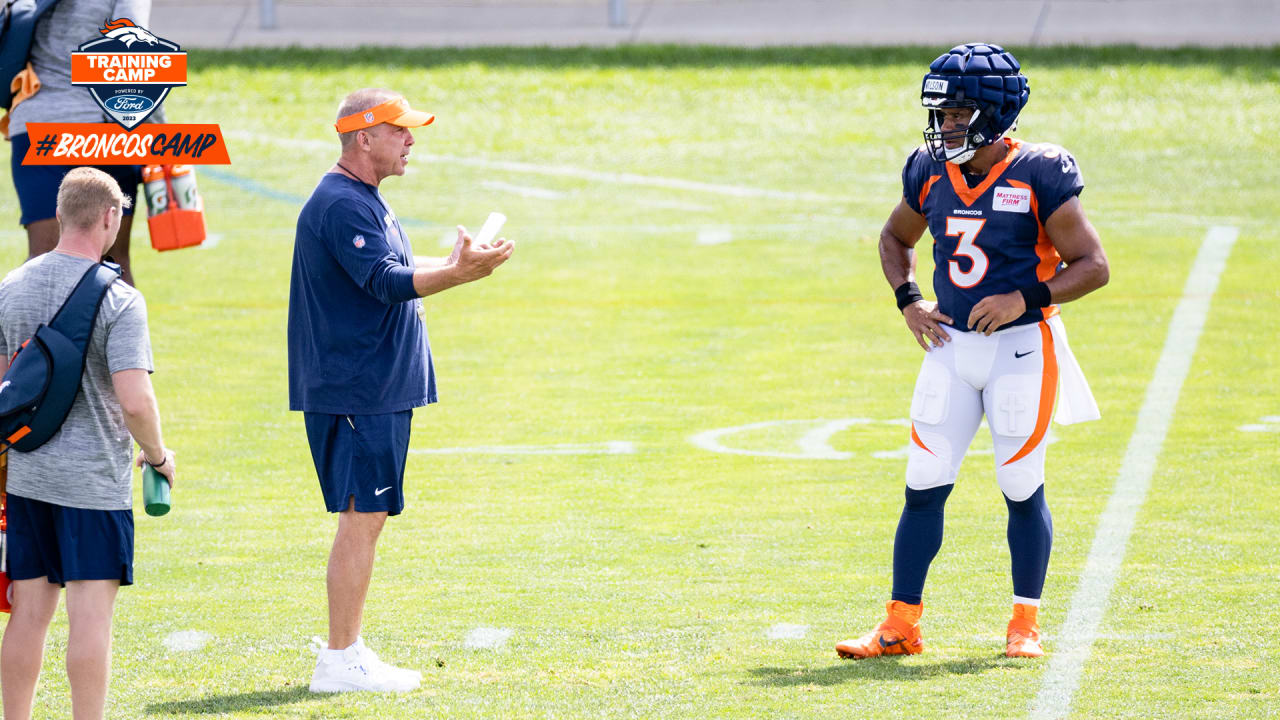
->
[105, 95, 154, 112]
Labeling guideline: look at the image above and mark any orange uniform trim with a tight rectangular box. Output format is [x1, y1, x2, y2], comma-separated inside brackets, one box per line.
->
[945, 138, 1022, 207]
[918, 174, 942, 210]
[1006, 178, 1062, 320]
[1002, 322, 1058, 466]
[6, 426, 31, 445]
[910, 424, 935, 456]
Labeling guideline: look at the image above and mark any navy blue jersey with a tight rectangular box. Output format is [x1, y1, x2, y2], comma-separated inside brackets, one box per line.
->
[902, 138, 1084, 332]
[288, 173, 436, 414]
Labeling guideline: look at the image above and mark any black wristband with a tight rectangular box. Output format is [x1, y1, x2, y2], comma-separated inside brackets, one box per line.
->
[894, 281, 925, 312]
[1018, 282, 1052, 310]
[145, 451, 167, 468]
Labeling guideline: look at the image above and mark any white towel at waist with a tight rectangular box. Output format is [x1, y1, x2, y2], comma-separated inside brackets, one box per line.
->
[1048, 314, 1100, 425]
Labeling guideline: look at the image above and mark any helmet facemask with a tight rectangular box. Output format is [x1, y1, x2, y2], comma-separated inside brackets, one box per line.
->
[923, 102, 987, 165]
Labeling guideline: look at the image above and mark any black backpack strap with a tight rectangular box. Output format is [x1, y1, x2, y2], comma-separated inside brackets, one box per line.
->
[46, 262, 122, 353]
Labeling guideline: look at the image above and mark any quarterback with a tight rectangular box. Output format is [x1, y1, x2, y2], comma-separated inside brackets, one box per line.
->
[837, 43, 1109, 659]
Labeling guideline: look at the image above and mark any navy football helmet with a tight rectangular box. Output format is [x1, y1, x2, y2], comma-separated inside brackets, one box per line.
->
[921, 43, 1029, 165]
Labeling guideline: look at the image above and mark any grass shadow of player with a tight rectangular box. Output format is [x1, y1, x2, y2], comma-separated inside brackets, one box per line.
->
[143, 686, 313, 715]
[748, 653, 1011, 686]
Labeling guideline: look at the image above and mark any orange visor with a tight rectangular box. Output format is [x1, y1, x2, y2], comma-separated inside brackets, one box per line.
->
[334, 96, 434, 134]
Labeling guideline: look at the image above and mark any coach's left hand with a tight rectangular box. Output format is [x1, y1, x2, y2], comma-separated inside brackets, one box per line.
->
[968, 291, 1026, 335]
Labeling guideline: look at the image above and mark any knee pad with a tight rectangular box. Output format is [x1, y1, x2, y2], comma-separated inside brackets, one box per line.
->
[997, 462, 1043, 502]
[906, 431, 954, 490]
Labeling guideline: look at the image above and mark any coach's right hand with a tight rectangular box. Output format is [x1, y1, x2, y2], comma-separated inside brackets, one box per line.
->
[903, 300, 952, 352]
[451, 225, 514, 283]
[136, 449, 176, 486]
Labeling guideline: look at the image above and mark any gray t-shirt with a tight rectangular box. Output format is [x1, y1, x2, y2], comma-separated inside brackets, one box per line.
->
[0, 252, 153, 510]
[8, 0, 159, 138]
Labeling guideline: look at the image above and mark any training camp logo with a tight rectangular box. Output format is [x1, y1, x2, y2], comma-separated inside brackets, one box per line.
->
[72, 18, 186, 130]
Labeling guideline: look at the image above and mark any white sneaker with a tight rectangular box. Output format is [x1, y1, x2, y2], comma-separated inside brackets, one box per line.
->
[353, 637, 423, 684]
[309, 642, 419, 693]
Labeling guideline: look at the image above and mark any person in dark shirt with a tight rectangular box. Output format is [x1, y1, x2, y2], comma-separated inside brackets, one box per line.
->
[836, 44, 1109, 661]
[288, 87, 513, 693]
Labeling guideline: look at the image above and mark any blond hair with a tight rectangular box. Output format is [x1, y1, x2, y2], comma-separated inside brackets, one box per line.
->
[56, 167, 130, 230]
[336, 88, 400, 149]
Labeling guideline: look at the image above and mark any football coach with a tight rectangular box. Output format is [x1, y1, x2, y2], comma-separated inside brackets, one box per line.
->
[288, 88, 513, 693]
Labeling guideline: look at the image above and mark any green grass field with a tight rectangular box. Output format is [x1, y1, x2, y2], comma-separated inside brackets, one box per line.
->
[1, 45, 1277, 719]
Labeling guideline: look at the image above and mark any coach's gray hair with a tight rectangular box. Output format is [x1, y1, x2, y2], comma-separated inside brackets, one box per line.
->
[337, 88, 400, 149]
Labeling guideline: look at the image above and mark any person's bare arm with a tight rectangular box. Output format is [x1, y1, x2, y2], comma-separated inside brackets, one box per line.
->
[111, 368, 175, 484]
[880, 198, 953, 351]
[412, 226, 514, 298]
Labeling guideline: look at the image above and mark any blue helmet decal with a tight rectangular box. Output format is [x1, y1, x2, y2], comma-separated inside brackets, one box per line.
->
[921, 43, 1029, 164]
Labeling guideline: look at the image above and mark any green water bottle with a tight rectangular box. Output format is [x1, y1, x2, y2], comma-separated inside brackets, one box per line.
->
[143, 463, 171, 517]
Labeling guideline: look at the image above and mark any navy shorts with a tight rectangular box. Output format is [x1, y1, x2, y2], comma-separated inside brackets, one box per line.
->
[5, 494, 134, 586]
[304, 411, 412, 516]
[9, 132, 142, 225]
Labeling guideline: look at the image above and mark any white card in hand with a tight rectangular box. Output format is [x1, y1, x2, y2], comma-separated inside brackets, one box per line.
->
[474, 212, 506, 247]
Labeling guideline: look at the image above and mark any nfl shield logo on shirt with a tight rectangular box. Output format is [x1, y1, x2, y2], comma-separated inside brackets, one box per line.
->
[353, 234, 366, 248]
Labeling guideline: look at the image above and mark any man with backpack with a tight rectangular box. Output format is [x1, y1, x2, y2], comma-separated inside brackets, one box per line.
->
[0, 167, 174, 720]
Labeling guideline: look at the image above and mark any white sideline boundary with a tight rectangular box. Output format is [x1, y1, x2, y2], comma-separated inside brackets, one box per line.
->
[223, 131, 838, 202]
[1031, 226, 1237, 719]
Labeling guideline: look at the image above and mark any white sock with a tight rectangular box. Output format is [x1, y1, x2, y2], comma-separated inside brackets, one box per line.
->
[1012, 595, 1041, 607]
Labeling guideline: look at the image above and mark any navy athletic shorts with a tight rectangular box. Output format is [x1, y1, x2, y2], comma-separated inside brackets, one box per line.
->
[304, 410, 412, 516]
[9, 132, 142, 225]
[5, 493, 134, 586]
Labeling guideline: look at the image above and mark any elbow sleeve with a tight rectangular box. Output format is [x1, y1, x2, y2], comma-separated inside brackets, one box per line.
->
[365, 263, 419, 305]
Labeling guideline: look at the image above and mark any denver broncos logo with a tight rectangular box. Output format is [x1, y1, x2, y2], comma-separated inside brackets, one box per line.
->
[99, 18, 160, 48]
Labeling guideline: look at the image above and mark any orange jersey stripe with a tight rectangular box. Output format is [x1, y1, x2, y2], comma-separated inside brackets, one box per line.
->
[919, 174, 942, 210]
[945, 138, 1022, 207]
[1003, 322, 1058, 466]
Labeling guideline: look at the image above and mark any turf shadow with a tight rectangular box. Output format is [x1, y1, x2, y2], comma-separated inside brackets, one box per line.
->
[748, 654, 1010, 686]
[143, 686, 313, 715]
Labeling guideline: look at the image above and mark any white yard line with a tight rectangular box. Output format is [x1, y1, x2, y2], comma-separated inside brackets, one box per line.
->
[480, 179, 567, 200]
[410, 441, 635, 456]
[1031, 226, 1238, 720]
[223, 131, 838, 202]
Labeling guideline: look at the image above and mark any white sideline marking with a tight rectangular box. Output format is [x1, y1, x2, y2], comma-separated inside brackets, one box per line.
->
[480, 180, 566, 200]
[696, 227, 733, 245]
[1238, 415, 1280, 432]
[223, 131, 836, 202]
[766, 623, 809, 640]
[411, 441, 635, 456]
[1031, 226, 1237, 720]
[200, 233, 222, 249]
[464, 627, 513, 649]
[163, 630, 211, 652]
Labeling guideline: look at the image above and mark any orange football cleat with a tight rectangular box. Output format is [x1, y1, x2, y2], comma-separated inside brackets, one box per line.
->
[1006, 603, 1044, 658]
[835, 601, 924, 659]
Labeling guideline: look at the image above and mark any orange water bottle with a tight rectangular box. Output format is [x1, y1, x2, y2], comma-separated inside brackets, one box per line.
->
[142, 165, 168, 217]
[169, 165, 200, 209]
[144, 164, 206, 251]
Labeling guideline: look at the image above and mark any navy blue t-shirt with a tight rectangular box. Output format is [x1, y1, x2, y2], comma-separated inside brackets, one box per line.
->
[288, 173, 436, 414]
[901, 137, 1085, 332]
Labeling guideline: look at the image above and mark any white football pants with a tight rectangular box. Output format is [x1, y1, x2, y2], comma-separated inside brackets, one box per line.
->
[905, 321, 1058, 501]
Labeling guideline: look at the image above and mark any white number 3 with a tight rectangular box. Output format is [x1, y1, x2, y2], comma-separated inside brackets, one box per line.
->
[946, 217, 988, 288]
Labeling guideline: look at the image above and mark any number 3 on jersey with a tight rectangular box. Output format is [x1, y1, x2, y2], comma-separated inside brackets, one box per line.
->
[946, 216, 988, 288]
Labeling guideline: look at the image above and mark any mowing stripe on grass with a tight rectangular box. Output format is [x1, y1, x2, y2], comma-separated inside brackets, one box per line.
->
[1031, 225, 1238, 720]
[223, 131, 838, 202]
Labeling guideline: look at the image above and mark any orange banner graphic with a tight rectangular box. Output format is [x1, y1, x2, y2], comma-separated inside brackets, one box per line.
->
[22, 123, 230, 165]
